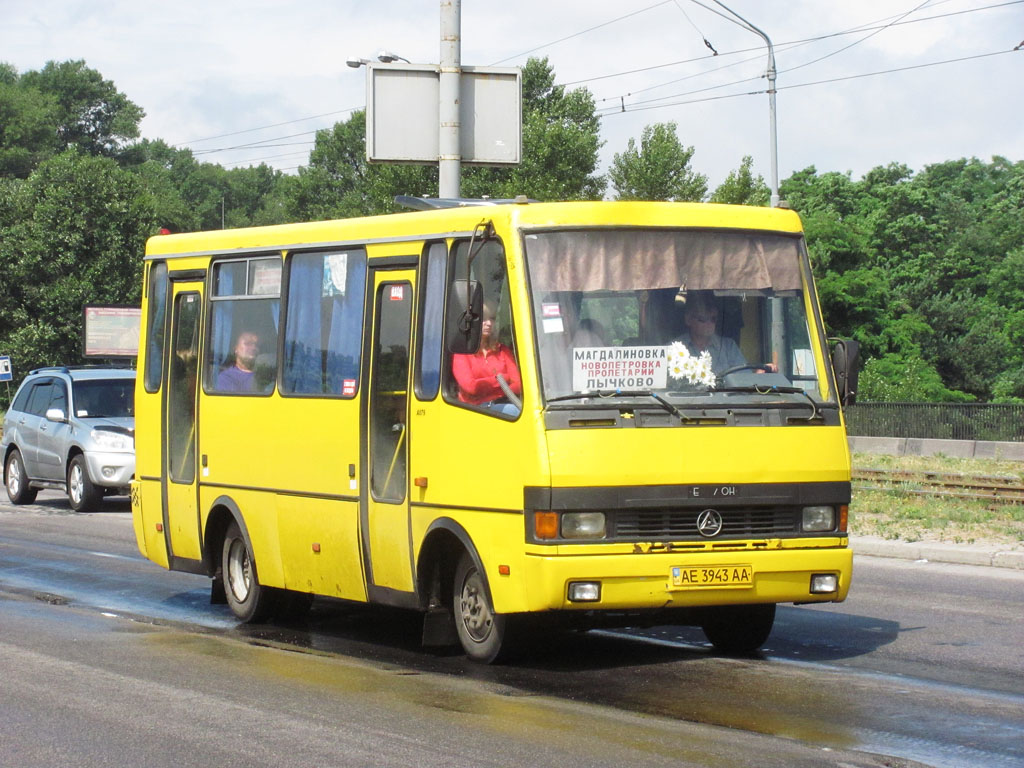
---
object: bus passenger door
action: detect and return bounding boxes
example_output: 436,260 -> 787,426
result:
163,281 -> 204,567
364,270 -> 415,597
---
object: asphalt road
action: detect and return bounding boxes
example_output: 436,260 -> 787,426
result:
1,492 -> 1021,768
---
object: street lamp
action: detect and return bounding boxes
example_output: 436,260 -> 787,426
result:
376,50 -> 411,64
711,1 -> 779,208
345,51 -> 411,68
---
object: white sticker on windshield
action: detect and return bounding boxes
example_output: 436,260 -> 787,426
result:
572,346 -> 668,391
542,317 -> 564,334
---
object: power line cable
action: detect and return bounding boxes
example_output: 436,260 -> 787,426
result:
562,0 -> 1021,88
596,47 -> 1019,116
672,0 -> 718,55
777,0 -> 934,76
173,107 -> 358,147
488,0 -> 674,65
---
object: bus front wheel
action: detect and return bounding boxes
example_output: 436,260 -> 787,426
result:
222,520 -> 275,623
700,603 -> 776,654
453,553 -> 507,663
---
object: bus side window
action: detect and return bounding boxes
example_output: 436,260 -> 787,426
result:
207,257 -> 281,395
281,249 -> 367,397
144,262 -> 168,393
444,238 -> 522,416
415,242 -> 447,401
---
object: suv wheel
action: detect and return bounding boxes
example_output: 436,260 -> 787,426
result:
5,450 -> 38,505
68,455 -> 101,512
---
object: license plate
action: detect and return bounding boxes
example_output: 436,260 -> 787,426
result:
671,564 -> 753,589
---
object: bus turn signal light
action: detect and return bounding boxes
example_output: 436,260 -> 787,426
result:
534,511 -> 559,539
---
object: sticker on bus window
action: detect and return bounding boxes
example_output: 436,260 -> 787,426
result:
325,253 -> 348,296
542,303 -> 561,318
389,285 -> 404,301
571,346 -> 668,391
543,317 -> 564,334
342,379 -> 357,396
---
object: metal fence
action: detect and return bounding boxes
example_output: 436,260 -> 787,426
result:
846,402 -> 1024,443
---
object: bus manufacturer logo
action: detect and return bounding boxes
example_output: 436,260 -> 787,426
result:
697,509 -> 724,537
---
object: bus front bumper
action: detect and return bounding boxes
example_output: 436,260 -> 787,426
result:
514,543 -> 852,613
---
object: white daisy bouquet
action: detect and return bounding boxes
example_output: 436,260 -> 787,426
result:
665,342 -> 716,389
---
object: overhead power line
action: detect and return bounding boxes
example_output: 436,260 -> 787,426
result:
174,107 -> 358,147
596,47 -> 1020,117
563,0 -> 1023,89
489,0 -> 674,65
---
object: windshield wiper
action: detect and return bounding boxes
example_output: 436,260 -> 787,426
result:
547,390 -> 692,421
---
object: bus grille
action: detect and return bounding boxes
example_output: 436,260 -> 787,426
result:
612,507 -> 798,539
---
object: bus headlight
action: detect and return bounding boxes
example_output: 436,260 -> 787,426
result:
802,506 -> 835,532
561,512 -> 606,539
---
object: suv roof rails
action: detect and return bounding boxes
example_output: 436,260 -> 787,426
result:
28,364 -> 135,375
394,195 -> 535,211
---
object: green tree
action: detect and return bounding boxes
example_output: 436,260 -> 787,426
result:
462,57 -> 605,201
0,63 -> 58,178
0,149 -> 156,371
609,121 -> 707,201
710,155 -> 769,206
19,60 -> 144,159
289,111 -> 436,220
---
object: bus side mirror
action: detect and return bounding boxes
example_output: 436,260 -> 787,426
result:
446,279 -> 483,355
830,338 -> 860,406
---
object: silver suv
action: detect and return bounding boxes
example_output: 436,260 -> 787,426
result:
2,367 -> 135,512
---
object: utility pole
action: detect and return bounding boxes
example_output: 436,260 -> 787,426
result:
438,0 -> 461,198
711,2 -> 779,207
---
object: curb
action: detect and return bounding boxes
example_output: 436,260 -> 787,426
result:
851,535 -> 1024,570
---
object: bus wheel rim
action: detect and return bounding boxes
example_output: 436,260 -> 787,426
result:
227,539 -> 252,603
459,568 -> 493,642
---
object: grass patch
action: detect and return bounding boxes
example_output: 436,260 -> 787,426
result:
850,452 -> 1024,546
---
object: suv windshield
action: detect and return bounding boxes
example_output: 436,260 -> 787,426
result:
72,379 -> 135,418
524,228 -> 830,404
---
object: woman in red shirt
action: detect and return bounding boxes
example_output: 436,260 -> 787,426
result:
451,307 -> 522,415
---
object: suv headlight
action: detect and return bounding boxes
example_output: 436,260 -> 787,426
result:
91,429 -> 133,452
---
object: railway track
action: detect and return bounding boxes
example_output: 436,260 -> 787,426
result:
852,467 -> 1024,504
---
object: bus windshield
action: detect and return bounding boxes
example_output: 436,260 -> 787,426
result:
523,228 -> 830,404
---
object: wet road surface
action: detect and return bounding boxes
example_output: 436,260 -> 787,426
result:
1,494 -> 1021,767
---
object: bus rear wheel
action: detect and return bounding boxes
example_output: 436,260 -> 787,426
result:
700,603 -> 776,654
222,520 -> 275,623
453,553 -> 507,663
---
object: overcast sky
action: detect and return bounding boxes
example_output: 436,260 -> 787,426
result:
3,0 -> 1022,194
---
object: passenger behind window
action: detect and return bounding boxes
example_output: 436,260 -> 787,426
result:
217,331 -> 261,392
451,303 -> 522,416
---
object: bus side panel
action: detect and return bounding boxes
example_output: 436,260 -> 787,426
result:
199,485 -> 286,589
408,397 -> 549,614
268,398 -> 365,599
411,507 -> 530,614
276,495 -> 366,600
132,478 -> 169,568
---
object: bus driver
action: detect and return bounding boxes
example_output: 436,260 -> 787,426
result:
451,304 -> 521,415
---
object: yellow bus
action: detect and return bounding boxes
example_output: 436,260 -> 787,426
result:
131,199 -> 858,662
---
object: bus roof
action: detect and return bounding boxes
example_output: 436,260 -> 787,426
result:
144,200 -> 804,259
